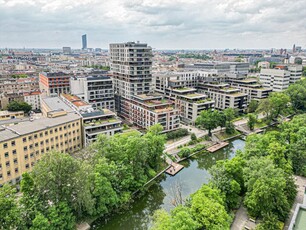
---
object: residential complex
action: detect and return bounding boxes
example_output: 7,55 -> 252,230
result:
70,74 -> 115,111
198,83 -> 248,112
23,91 -> 41,110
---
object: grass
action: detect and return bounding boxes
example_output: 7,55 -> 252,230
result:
254,120 -> 268,129
215,129 -> 240,140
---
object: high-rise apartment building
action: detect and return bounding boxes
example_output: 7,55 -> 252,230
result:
82,34 -> 87,50
110,42 -> 180,132
110,42 -> 152,114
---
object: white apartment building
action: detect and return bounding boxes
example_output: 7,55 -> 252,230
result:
23,91 -> 41,110
70,75 -> 115,111
260,69 -> 291,92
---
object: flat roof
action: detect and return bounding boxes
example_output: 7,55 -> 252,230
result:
0,113 -> 80,142
42,97 -> 74,112
0,111 -> 24,116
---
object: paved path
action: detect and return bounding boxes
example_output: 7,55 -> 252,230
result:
284,175 -> 306,230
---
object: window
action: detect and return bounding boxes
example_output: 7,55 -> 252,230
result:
34,134 -> 38,139
7,171 -> 11,177
23,137 -> 27,142
36,151 -> 39,155
55,128 -> 58,132
12,150 -> 16,155
35,143 -> 38,147
6,161 -> 10,167
31,162 -> 35,167
50,130 -> 53,134
59,127 -> 62,131
11,141 -> 15,146
24,155 -> 28,160
13,159 -> 17,164
0,174 -> 2,180
45,131 -> 48,135
30,153 -> 34,158
25,164 -> 29,169
45,139 -> 49,144
3,143 -> 7,149
29,144 -> 33,149
28,136 -> 32,141
40,132 -> 43,137
4,152 -> 9,158
15,168 -> 18,173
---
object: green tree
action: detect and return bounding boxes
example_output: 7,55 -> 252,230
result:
30,151 -> 94,217
0,184 -> 22,229
247,114 -> 257,131
248,100 -> 259,113
243,157 -> 291,221
223,108 -> 237,134
190,185 -> 231,229
255,213 -> 282,230
47,202 -> 76,229
7,100 -> 32,113
169,206 -> 200,230
286,79 -> 306,112
190,133 -> 197,142
196,110 -> 222,136
152,210 -> 171,230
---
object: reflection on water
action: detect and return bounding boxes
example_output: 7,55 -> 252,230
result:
93,139 -> 245,230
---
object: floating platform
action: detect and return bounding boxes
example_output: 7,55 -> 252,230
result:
207,142 -> 229,152
166,163 -> 184,176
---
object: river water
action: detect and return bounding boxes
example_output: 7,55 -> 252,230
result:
93,138 -> 245,230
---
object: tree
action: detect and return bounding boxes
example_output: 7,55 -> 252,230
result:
30,151 -> 94,217
247,114 -> 257,131
209,157 -> 245,210
178,147 -> 191,158
243,157 -> 291,221
152,209 -> 171,230
7,100 -> 32,113
255,213 -> 282,230
286,79 -> 306,112
223,108 -> 237,134
30,213 -> 50,230
47,202 -> 76,229
169,206 -> 200,230
190,185 -> 231,229
196,110 -> 222,136
248,100 -> 259,113
0,184 -> 22,229
257,93 -> 290,122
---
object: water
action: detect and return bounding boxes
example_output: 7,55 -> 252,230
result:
93,139 -> 245,230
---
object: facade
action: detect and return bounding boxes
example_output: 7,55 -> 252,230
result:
128,94 -> 180,132
60,94 -> 122,146
63,47 -> 72,55
70,74 -> 115,111
23,91 -> 41,110
0,112 -> 82,185
110,42 -> 152,114
229,78 -> 272,103
39,72 -> 70,96
198,83 -> 248,112
260,69 -> 291,92
0,111 -> 24,121
82,34 -> 87,50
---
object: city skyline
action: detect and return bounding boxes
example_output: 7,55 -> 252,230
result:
0,0 -> 306,49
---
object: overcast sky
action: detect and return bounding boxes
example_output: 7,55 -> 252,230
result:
0,0 -> 306,49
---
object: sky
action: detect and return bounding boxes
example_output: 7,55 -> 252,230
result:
0,0 -> 306,49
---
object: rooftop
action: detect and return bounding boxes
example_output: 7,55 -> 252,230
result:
0,113 -> 80,142
42,97 -> 74,113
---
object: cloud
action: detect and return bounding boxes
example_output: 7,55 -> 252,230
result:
0,0 -> 305,49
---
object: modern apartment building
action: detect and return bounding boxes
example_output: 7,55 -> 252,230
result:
39,72 -> 70,96
60,94 -> 122,146
70,74 -> 115,111
110,42 -> 152,113
0,111 -> 82,185
260,69 -> 291,92
229,78 -> 272,103
198,83 -> 248,112
128,94 -> 180,132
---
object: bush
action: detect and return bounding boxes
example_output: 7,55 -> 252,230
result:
166,128 -> 189,140
178,148 -> 191,158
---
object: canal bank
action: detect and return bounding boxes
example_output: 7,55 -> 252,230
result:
92,138 -> 245,230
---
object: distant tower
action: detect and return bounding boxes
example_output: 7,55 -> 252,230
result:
293,44 -> 296,53
82,34 -> 87,50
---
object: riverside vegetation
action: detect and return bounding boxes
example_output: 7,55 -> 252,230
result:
1,79 -> 306,229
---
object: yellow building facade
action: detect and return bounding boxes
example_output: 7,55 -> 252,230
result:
0,113 -> 82,185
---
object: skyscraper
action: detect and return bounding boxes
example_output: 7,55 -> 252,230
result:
82,34 -> 87,50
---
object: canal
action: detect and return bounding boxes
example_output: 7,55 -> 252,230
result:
92,138 -> 245,230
